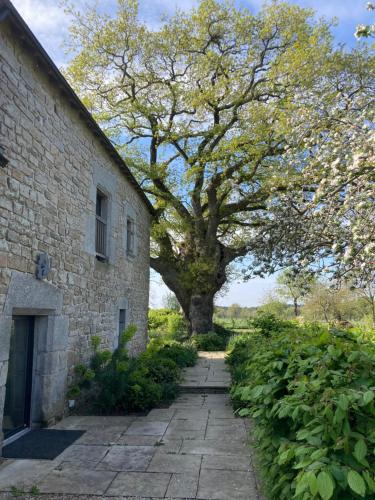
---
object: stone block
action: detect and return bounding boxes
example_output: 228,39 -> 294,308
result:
96,445 -> 155,472
125,420 -> 169,437
36,351 -> 67,375
0,459 -> 57,491
0,316 -> 12,362
36,315 -> 69,353
197,468 -> 258,500
37,464 -> 116,495
4,272 -> 63,315
166,473 -> 199,499
202,454 -> 251,472
148,451 -> 201,474
106,471 -> 171,497
76,427 -> 125,446
57,444 -> 109,465
180,438 -> 248,456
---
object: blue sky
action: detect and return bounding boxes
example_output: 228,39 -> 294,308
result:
11,0 -> 373,307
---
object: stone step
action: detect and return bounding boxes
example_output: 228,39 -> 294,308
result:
179,385 -> 229,394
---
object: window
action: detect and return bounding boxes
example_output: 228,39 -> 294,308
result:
95,189 -> 108,260
0,145 -> 9,168
126,217 -> 135,256
119,309 -> 126,343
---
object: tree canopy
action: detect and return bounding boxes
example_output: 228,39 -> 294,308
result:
64,0 -> 373,333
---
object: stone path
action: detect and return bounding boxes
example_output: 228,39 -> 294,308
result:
180,352 -> 231,392
0,352 -> 261,500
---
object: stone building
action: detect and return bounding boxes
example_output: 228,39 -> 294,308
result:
0,0 -> 153,448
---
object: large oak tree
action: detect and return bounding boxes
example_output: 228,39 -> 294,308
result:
65,0 -> 365,334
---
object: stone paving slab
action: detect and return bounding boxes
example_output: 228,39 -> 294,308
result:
180,352 -> 230,391
166,473 -> 199,498
125,420 -> 169,436
197,469 -> 258,500
96,445 -> 155,472
106,471 -> 171,497
148,450 -> 202,474
0,351 -> 261,499
75,427 -> 124,445
37,464 -> 117,495
58,444 -> 110,466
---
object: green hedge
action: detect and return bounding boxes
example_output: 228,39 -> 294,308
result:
227,321 -> 375,499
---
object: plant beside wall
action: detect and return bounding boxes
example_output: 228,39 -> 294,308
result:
227,321 -> 375,499
68,325 -> 197,413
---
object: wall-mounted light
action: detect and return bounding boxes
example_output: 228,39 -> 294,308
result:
0,146 -> 9,168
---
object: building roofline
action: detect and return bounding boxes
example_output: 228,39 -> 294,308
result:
0,0 -> 155,216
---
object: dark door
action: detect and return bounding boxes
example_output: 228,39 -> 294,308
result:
3,316 -> 34,439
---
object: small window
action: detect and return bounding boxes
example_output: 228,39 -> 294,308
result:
95,189 -> 108,260
0,146 -> 9,168
126,217 -> 135,256
119,309 -> 126,343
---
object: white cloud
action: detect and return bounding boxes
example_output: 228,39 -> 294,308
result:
12,0 -> 67,32
11,0 -> 70,66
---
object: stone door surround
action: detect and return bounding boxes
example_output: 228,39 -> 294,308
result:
0,272 -> 69,447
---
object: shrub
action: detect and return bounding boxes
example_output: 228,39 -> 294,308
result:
145,339 -> 198,367
167,313 -> 188,340
68,325 -> 197,414
148,309 -> 188,341
227,324 -> 375,500
192,323 -> 234,351
192,331 -> 227,351
148,308 -> 174,331
251,312 -> 290,336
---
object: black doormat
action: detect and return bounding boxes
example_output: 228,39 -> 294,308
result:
2,429 -> 85,460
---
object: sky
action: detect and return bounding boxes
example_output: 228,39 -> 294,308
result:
10,0 -> 373,308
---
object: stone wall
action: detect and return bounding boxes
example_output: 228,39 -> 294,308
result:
0,18 -> 151,433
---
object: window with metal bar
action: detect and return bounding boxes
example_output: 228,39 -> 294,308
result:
118,309 -> 126,345
95,190 -> 108,260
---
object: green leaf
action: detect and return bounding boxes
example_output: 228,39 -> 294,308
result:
338,394 -> 349,411
311,448 -> 327,461
329,464 -> 346,483
251,385 -> 264,398
295,475 -> 308,496
308,472 -> 318,496
363,471 -> 375,493
347,470 -> 366,497
317,471 -> 334,500
296,429 -> 310,440
354,439 -> 367,464
362,391 -> 374,406
278,449 -> 294,465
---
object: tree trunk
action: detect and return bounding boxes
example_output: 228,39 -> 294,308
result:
189,294 -> 214,334
294,298 -> 299,317
150,245 -> 231,336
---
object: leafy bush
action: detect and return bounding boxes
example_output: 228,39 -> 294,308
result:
148,309 -> 188,340
145,338 -> 198,367
192,323 -> 234,351
68,326 -> 197,413
227,324 -> 375,500
251,312 -> 291,336
192,331 -> 226,351
148,309 -> 173,331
